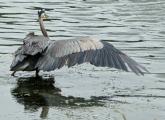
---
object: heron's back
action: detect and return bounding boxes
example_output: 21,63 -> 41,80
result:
10,33 -> 49,72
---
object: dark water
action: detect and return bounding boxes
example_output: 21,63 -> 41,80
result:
0,0 -> 165,120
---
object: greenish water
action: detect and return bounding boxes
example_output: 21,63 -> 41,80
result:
0,0 -> 165,120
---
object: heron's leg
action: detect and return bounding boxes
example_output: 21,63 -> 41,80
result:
36,69 -> 40,77
40,106 -> 49,119
11,71 -> 16,76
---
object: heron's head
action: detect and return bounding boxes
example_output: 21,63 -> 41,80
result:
38,9 -> 48,20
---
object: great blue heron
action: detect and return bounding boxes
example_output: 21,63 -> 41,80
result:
10,9 -> 148,76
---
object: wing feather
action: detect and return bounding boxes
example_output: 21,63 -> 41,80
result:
23,33 -> 49,55
36,37 -> 148,75
10,32 -> 49,71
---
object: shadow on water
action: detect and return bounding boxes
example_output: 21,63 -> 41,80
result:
11,76 -> 104,119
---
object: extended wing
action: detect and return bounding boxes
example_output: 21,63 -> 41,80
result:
36,37 -> 148,75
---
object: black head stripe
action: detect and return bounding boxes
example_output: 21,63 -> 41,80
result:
38,8 -> 45,17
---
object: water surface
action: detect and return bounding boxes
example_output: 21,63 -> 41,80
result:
0,0 -> 165,120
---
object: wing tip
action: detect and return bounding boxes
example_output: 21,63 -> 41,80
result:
119,54 -> 149,76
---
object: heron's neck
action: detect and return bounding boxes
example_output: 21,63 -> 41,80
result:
39,18 -> 48,37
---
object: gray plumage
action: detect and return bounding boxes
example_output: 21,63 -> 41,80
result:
10,32 -> 49,72
10,9 -> 148,76
35,37 -> 148,75
23,32 -> 49,55
10,35 -> 148,76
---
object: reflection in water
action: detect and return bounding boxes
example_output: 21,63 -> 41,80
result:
0,0 -> 164,119
11,76 -> 104,118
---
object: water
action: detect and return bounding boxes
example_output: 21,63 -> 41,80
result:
0,0 -> 165,120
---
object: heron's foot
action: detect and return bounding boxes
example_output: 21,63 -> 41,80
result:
11,71 -> 16,76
